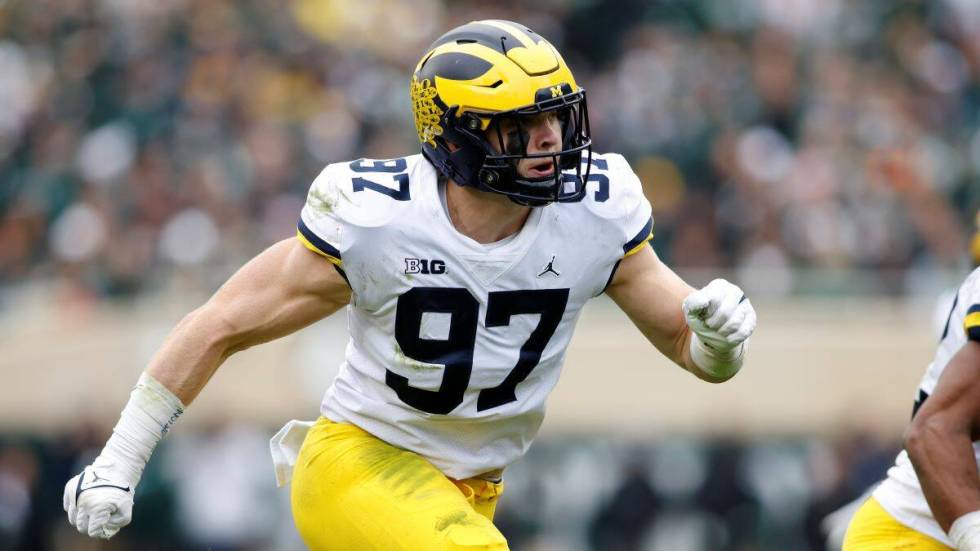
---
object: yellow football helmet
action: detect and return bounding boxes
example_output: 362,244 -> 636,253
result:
411,19 -> 592,206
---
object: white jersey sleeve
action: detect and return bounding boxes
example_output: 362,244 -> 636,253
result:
582,153 -> 654,259
297,158 -> 410,267
573,153 -> 654,298
873,266 -> 980,545
962,275 -> 980,342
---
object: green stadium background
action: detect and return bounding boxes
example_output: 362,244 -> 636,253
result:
1,0 -> 978,549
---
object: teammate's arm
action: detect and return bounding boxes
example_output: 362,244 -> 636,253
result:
604,244 -> 755,382
63,238 -> 350,539
905,339 -> 980,548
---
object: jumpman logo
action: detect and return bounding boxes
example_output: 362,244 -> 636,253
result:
77,468 -> 132,497
537,255 -> 560,278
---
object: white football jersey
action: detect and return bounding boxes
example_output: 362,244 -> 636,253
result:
873,266 -> 980,545
297,153 -> 652,479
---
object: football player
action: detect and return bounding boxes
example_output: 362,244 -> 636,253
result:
843,264 -> 980,550
63,20 -> 756,549
821,211 -> 980,551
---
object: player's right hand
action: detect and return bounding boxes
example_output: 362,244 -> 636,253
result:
63,464 -> 135,539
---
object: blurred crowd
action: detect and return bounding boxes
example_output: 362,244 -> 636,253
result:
0,422 -> 898,551
4,1 -> 976,549
1,0 -> 979,306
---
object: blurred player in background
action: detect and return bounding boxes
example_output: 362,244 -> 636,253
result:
819,151 -> 980,551
823,211 -> 980,550
61,20 -> 756,550
840,152 -> 980,551
843,227 -> 980,549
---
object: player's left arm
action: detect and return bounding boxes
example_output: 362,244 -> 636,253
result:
906,338 -> 980,549
605,244 -> 756,382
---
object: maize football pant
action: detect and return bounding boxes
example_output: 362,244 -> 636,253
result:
291,417 -> 509,550
843,496 -> 952,550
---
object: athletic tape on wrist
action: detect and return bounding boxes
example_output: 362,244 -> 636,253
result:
950,510 -> 980,551
97,372 -> 185,484
689,333 -> 745,379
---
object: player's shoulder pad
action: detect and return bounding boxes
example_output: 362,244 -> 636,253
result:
302,154 -> 425,229
578,152 -> 650,221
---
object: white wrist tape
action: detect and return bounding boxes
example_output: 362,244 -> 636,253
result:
95,372 -> 185,485
950,511 -> 980,551
689,333 -> 746,379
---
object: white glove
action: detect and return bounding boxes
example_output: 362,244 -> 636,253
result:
682,278 -> 756,351
62,372 -> 184,540
682,279 -> 756,378
63,463 -> 136,539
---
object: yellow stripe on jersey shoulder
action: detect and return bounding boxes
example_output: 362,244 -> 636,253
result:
965,311 -> 980,330
624,230 -> 654,258
297,230 -> 342,266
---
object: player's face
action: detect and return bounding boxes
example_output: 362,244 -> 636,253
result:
489,111 -> 563,179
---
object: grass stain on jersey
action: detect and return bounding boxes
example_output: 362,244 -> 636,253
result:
394,342 -> 441,371
357,265 -> 380,289
307,188 -> 336,215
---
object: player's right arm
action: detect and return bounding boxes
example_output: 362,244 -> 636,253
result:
63,237 -> 351,539
146,237 -> 351,404
906,335 -> 980,550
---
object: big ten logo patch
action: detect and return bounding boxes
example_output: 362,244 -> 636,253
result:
405,258 -> 447,275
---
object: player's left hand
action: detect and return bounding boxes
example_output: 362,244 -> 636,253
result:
682,278 -> 756,352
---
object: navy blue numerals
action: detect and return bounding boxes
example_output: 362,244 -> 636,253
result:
563,157 -> 609,202
478,289 -> 569,411
349,158 -> 411,200
388,287 -> 569,414
389,287 -> 479,414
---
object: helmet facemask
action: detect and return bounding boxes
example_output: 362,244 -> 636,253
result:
436,90 -> 592,207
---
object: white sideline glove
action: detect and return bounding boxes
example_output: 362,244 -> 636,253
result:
63,462 -> 136,539
682,278 -> 756,352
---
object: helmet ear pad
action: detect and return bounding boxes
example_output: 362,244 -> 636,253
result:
433,111 -> 528,198
421,107 -> 489,189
